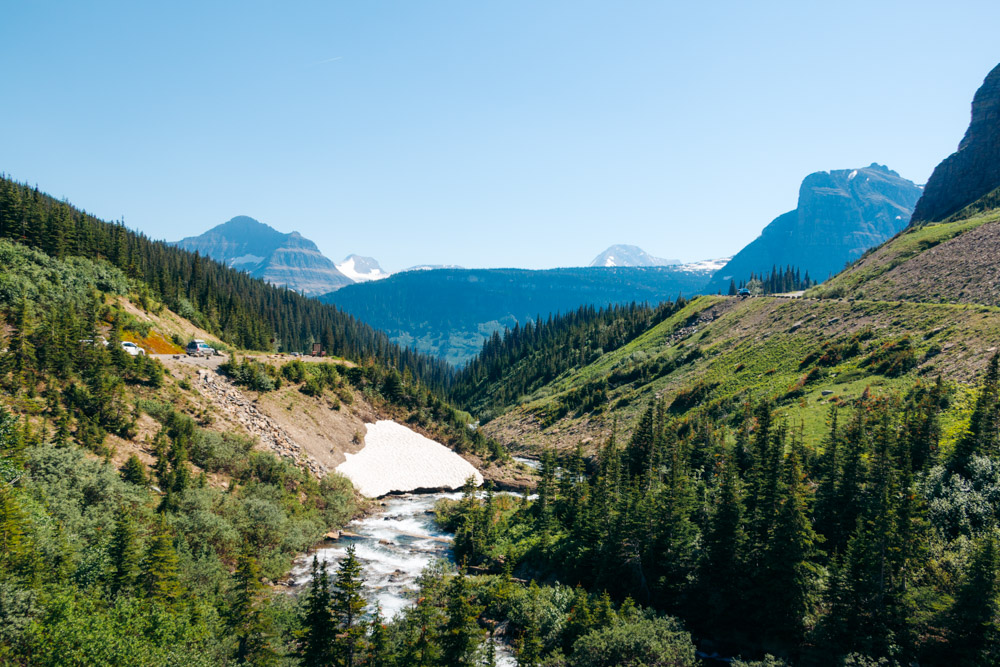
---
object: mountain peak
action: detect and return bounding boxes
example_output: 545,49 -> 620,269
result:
336,254 -> 390,282
911,62 -> 1000,224
708,164 -> 921,290
173,218 -> 353,295
589,244 -> 679,268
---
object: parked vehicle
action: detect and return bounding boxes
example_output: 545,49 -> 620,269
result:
737,287 -> 752,299
120,341 -> 146,356
186,339 -> 216,357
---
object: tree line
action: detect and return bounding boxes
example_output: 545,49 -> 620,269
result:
727,265 -> 815,296
451,300 -> 683,419
0,175 -> 453,391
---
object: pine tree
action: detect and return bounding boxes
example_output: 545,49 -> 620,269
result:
0,483 -> 25,571
562,585 -> 594,653
141,520 -> 183,605
951,352 -> 1000,477
441,572 -> 483,667
107,507 -> 140,597
699,448 -> 747,628
121,454 -> 147,486
366,603 -> 392,667
949,534 -> 1000,665
229,551 -> 274,665
517,583 -> 545,667
761,446 -> 820,642
299,557 -> 336,667
332,545 -> 368,667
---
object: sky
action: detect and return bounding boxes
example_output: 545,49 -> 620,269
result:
2,1 -> 999,272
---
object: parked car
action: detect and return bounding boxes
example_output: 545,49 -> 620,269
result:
120,341 -> 146,357
186,339 -> 216,357
737,287 -> 752,299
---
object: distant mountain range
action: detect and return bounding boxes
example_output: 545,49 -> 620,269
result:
706,163 -> 922,291
173,217 -> 395,296
173,217 -> 353,296
589,244 -> 679,267
321,265 -> 718,365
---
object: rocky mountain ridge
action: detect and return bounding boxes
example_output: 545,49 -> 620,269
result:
173,216 -> 354,296
707,163 -> 922,290
911,63 -> 1000,224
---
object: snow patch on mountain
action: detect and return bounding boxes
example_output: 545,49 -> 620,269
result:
589,244 -> 680,268
675,257 -> 732,273
336,255 -> 390,282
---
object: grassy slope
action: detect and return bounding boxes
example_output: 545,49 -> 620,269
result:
484,196 -> 1000,456
483,293 -> 996,454
809,207 -> 1000,300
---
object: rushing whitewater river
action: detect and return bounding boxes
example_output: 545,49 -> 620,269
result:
289,491 -> 517,664
290,492 -> 460,618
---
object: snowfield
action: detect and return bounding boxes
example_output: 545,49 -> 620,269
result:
336,420 -> 483,497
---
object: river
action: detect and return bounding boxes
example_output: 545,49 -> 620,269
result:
289,490 -> 517,665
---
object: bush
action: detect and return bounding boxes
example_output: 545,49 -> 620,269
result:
219,357 -> 280,392
569,616 -> 696,667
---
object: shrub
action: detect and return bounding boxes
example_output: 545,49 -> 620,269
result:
569,616 -> 696,667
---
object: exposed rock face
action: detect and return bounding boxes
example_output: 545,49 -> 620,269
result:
589,244 -> 679,267
195,368 -> 328,476
708,164 -> 922,289
173,216 -> 353,295
911,63 -> 1000,224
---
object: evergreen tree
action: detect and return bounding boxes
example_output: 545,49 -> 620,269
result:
517,583 -> 545,667
761,447 -> 820,642
229,551 -> 274,665
299,557 -> 336,667
107,507 -> 140,598
367,603 -> 393,667
699,448 -> 747,629
951,352 -> 1000,477
141,520 -> 183,605
121,453 -> 147,486
332,545 -> 368,667
441,572 -> 483,667
949,533 -> 1000,666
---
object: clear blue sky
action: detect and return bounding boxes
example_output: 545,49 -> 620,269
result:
2,1 -> 998,271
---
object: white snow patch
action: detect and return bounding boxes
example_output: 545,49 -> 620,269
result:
335,256 -> 390,282
676,257 -> 733,273
229,254 -> 265,267
336,421 -> 483,497
848,170 -> 858,180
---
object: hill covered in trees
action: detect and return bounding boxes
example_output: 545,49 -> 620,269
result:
0,175 -> 453,391
322,266 -> 715,365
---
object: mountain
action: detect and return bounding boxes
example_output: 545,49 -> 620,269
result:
336,254 -> 390,282
814,64 -> 1000,306
173,216 -> 353,295
911,63 -> 1000,224
321,265 -> 717,365
403,263 -> 465,272
589,244 -> 680,267
706,164 -> 922,291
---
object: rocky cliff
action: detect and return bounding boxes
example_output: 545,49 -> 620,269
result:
708,164 -> 922,290
910,63 -> 1000,224
173,216 -> 353,295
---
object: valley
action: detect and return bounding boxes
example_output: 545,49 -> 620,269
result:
5,17 -> 1000,666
